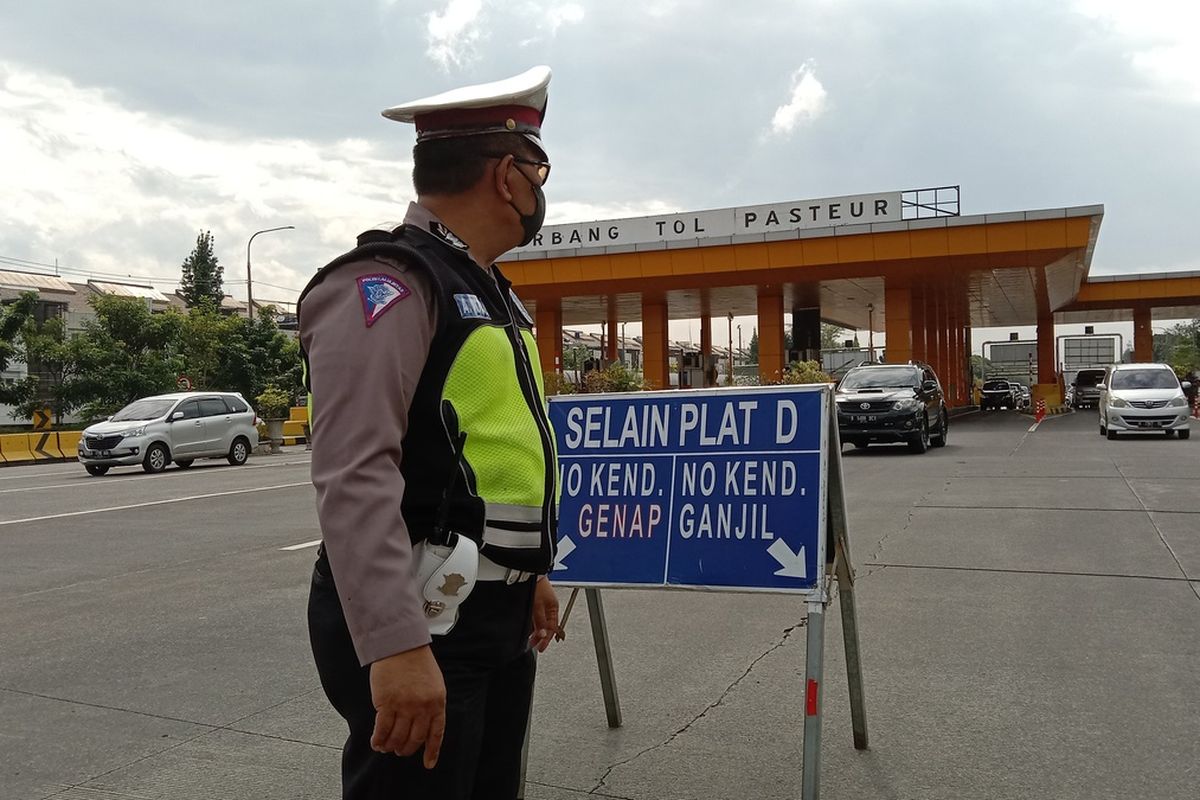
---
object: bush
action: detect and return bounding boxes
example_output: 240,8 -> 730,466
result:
775,360 -> 832,385
255,384 -> 292,419
581,362 -> 647,393
542,371 -> 577,396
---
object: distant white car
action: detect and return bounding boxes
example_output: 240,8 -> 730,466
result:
78,392 -> 261,475
1098,364 -> 1191,440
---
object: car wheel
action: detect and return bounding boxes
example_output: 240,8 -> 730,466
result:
1179,429 -> 1191,440
227,436 -> 250,466
85,464 -> 109,477
143,443 -> 170,474
930,410 -> 948,447
1106,429 -> 1118,441
175,459 -> 194,469
1165,430 -> 1175,438
908,417 -> 930,454
1099,420 -> 1107,435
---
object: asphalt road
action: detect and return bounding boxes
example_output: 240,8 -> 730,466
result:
1,409 -> 1197,800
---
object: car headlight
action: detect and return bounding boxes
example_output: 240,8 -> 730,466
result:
1169,396 -> 1188,408
1109,397 -> 1129,409
893,399 -> 922,412
120,426 -> 147,437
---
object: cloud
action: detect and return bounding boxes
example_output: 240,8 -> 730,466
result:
769,62 -> 827,136
1072,0 -> 1200,102
545,2 -> 585,35
426,0 -> 486,71
0,62 -> 412,299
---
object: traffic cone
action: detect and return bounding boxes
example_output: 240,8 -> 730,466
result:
1035,398 -> 1046,423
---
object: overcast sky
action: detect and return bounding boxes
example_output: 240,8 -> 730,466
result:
2,0 -> 1197,342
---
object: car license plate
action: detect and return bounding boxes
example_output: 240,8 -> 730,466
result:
853,415 -> 876,423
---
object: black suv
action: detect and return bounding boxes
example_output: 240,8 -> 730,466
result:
980,379 -> 1018,410
835,362 -> 949,453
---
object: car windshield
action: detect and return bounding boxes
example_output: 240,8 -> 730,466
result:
1111,369 -> 1179,390
1075,371 -> 1105,388
982,381 -> 1010,390
840,367 -> 919,391
110,399 -> 175,422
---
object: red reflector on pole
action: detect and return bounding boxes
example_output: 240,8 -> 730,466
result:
806,679 -> 819,716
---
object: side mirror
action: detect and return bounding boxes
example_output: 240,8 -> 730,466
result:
921,380 -> 937,393
1182,381 -> 1192,391
171,411 -> 185,421
105,415 -> 114,422
1097,384 -> 1107,391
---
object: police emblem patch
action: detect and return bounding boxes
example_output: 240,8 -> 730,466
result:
454,293 -> 491,320
357,274 -> 411,327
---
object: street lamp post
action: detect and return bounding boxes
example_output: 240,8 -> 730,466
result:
866,303 -> 875,362
246,226 -> 295,321
727,312 -> 734,386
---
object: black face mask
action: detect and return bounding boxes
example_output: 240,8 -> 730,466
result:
509,169 -> 546,247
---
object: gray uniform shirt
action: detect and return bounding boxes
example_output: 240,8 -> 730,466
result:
303,203 -> 469,666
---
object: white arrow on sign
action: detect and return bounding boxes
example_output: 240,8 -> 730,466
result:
767,539 -> 807,579
553,536 -> 576,570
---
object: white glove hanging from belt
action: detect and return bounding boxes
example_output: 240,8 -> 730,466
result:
413,532 -> 479,636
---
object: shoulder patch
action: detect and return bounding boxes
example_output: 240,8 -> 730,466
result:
357,273 -> 411,327
454,293 -> 491,321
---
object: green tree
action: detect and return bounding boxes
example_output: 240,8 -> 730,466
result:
563,343 -> 590,372
179,230 -> 225,308
180,305 -> 241,390
211,308 -> 303,405
70,295 -> 185,419
821,323 -> 848,350
748,329 -> 759,362
0,292 -> 38,375
0,307 -> 92,422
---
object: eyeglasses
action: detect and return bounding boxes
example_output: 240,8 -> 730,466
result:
483,153 -> 551,185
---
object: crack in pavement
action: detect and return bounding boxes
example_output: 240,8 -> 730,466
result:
587,621 -> 806,796
1112,458 -> 1200,603
859,479 -> 950,580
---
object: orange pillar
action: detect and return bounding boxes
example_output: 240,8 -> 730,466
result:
757,286 -> 785,384
910,283 -> 927,364
884,279 -> 913,364
534,300 -> 562,376
931,283 -> 945,380
1133,306 -> 1153,362
605,300 -> 619,364
642,298 -> 670,389
1036,309 -> 1056,385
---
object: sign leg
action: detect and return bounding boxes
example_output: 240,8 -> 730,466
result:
585,588 -> 623,728
801,600 -> 827,800
836,552 -> 869,751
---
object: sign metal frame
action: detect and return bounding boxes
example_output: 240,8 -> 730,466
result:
522,384 -> 868,800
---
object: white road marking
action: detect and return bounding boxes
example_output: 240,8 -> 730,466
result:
0,482 -> 311,527
1028,421 -> 1041,432
0,468 -> 76,482
0,459 -> 312,495
280,540 -> 322,551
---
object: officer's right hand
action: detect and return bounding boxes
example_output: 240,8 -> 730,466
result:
369,645 -> 446,768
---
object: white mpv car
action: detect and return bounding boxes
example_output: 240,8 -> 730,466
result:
1098,364 -> 1192,440
79,392 -> 261,475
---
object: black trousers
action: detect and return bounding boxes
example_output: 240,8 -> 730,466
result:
308,554 -> 537,800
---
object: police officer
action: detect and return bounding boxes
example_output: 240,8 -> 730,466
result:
300,66 -> 560,799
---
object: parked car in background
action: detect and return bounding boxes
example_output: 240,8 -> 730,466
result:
1070,368 -> 1107,409
980,379 -> 1017,410
835,362 -> 949,453
1009,381 -> 1032,409
78,392 -> 260,475
1099,364 -> 1192,440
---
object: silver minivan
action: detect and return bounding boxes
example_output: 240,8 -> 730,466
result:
78,392 -> 261,475
1098,364 -> 1192,440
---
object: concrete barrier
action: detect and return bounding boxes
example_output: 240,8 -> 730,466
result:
0,433 -> 36,463
28,432 -> 64,459
58,431 -> 82,457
